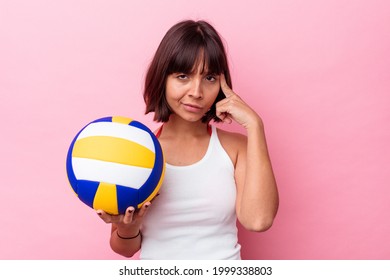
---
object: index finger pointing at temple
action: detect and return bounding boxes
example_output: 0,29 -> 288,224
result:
220,73 -> 234,97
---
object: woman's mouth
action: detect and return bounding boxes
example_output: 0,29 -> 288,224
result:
182,103 -> 203,113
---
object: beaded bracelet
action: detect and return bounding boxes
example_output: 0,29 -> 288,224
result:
116,230 -> 141,240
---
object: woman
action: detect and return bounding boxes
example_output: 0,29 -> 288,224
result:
97,19 -> 279,260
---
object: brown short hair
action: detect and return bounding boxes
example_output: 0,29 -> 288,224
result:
143,20 -> 232,123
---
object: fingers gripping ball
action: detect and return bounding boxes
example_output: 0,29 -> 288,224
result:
66,116 -> 165,215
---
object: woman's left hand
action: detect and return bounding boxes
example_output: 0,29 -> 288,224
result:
216,74 -> 262,129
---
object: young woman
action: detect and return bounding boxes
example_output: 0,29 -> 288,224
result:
97,20 -> 279,260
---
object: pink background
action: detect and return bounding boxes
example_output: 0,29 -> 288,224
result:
1,0 -> 389,259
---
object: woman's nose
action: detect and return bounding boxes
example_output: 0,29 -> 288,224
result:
189,79 -> 203,99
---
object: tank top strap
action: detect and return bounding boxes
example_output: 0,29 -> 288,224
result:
210,125 -> 235,171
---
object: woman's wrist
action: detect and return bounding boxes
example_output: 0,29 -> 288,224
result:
115,227 -> 141,240
243,113 -> 263,130
116,229 -> 141,240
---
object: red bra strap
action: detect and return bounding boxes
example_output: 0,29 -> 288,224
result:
207,124 -> 212,136
155,125 -> 163,138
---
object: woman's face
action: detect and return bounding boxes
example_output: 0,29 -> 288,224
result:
165,63 -> 220,122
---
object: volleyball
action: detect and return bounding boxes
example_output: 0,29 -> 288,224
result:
66,116 -> 165,215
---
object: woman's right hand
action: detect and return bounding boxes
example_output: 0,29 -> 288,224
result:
96,201 -> 151,238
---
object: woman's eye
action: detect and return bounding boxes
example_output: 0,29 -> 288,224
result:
177,74 -> 188,80
205,75 -> 217,82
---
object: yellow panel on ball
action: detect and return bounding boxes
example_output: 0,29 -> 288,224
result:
93,182 -> 118,215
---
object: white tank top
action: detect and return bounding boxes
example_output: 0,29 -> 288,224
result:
140,126 -> 241,260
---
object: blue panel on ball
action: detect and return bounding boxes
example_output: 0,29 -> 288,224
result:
90,116 -> 112,123
77,180 -> 100,209
66,147 -> 78,193
116,185 -> 139,214
138,133 -> 164,202
129,120 -> 152,134
66,121 -> 89,193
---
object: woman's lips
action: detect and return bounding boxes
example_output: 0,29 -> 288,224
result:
182,103 -> 202,113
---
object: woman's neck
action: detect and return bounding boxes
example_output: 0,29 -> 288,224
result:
159,116 -> 209,138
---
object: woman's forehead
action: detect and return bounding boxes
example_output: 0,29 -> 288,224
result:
169,45 -> 223,75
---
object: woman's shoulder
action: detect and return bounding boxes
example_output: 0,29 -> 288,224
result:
215,127 -> 247,165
